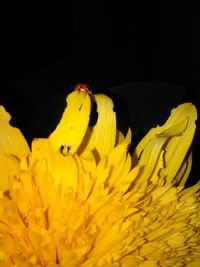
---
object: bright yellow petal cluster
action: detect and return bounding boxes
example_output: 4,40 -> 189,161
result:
0,90 -> 200,267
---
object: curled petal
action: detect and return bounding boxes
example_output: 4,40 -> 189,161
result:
81,94 -> 117,160
133,103 -> 197,186
49,91 -> 91,154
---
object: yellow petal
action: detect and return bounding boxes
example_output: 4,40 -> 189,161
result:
0,154 -> 19,195
1,89 -> 200,266
174,151 -> 192,186
32,138 -> 79,191
82,94 -> 116,160
133,103 -> 197,185
188,262 -> 200,267
0,106 -> 30,157
0,106 -> 30,192
49,91 -> 91,154
160,104 -> 197,184
105,142 -> 131,187
115,130 -> 125,145
31,139 -> 80,197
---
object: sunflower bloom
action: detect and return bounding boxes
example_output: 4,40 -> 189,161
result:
0,90 -> 199,267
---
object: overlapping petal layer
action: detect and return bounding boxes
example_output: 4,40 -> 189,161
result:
0,90 -> 199,266
133,103 -> 197,186
0,106 -> 30,194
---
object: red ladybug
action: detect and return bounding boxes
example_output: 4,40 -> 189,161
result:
74,83 -> 93,96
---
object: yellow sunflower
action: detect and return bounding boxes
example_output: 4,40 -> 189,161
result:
0,89 -> 199,267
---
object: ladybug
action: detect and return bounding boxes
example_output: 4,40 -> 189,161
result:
74,83 -> 93,96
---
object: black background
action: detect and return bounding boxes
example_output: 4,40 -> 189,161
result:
0,1 -> 199,185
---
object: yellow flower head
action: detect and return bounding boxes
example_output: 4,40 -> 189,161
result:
0,90 -> 199,267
